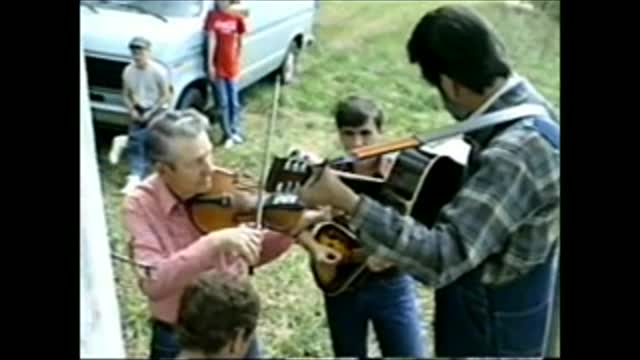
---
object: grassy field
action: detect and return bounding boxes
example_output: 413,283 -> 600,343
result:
95,1 -> 560,357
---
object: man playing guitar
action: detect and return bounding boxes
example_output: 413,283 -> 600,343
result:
317,96 -> 427,358
294,5 -> 559,358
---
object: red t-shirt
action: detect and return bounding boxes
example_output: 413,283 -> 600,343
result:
204,11 -> 247,80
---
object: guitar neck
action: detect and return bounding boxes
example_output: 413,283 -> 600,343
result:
332,169 -> 384,183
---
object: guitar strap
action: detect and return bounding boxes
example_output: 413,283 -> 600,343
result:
417,102 -> 551,147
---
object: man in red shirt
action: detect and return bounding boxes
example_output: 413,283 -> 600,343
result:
124,109 -> 294,359
205,0 -> 247,149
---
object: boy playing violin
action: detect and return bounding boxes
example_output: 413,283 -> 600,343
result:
314,96 -> 428,357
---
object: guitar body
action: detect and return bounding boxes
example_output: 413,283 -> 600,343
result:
376,148 -> 466,227
307,220 -> 371,296
312,149 -> 465,295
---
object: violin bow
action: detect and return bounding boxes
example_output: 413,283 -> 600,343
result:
110,253 -> 156,279
255,75 -> 281,228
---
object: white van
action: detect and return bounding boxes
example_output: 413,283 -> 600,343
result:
80,0 -> 316,127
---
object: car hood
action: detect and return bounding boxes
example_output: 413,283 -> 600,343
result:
81,6 -> 203,64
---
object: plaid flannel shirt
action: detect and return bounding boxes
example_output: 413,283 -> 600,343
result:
349,78 -> 560,288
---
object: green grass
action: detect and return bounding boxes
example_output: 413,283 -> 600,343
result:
96,1 -> 559,357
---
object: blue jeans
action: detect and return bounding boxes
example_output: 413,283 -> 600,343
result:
127,122 -> 150,178
149,320 -> 262,359
212,78 -> 241,140
324,273 -> 428,357
435,249 -> 557,357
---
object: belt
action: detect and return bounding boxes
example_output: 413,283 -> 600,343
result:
368,266 -> 401,280
151,319 -> 175,332
345,265 -> 401,293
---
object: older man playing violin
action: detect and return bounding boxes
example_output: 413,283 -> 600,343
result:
123,109 -> 295,359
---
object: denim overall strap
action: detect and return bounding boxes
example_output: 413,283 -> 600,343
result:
434,246 -> 558,357
435,117 -> 560,357
530,117 -> 560,357
532,118 -> 560,148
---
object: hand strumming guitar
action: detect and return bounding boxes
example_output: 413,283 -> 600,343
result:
298,165 -> 361,216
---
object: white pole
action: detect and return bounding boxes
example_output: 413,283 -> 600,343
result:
80,31 -> 126,358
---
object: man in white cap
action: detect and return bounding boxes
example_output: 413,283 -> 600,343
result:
120,36 -> 172,194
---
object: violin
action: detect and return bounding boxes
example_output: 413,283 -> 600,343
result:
187,166 -> 349,274
186,76 -> 353,274
187,167 -> 305,234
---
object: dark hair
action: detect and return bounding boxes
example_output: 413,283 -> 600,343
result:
176,272 -> 260,355
406,5 -> 511,94
333,95 -> 384,130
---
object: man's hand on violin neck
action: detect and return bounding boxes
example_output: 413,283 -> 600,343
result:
298,166 -> 361,215
206,225 -> 263,266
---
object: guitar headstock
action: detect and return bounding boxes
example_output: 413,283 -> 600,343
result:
265,150 -> 316,193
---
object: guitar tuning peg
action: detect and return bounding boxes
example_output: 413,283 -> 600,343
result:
288,147 -> 301,157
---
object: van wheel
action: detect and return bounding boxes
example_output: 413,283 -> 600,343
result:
177,87 -> 206,111
279,41 -> 300,85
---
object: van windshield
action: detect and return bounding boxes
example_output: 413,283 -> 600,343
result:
82,1 -> 203,18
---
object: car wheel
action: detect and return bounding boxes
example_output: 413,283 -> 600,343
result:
177,87 -> 206,111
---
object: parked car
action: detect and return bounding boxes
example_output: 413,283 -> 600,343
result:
80,0 -> 316,127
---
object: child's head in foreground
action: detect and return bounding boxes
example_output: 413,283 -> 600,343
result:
176,272 -> 260,359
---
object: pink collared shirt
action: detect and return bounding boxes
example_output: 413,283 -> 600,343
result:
123,174 -> 293,324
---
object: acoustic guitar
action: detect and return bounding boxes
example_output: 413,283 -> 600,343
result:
265,147 -> 466,295
265,103 -> 547,295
